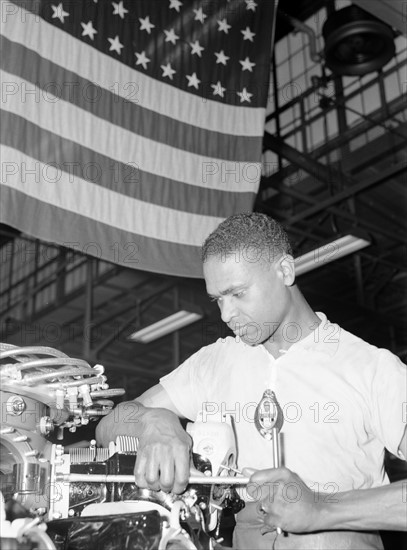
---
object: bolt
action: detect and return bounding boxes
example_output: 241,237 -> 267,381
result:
24,450 -> 38,457
6,396 -> 26,416
13,435 -> 28,442
13,401 -> 26,413
0,427 -> 15,435
39,416 -> 54,435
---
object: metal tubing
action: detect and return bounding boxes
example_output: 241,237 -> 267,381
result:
23,367 -> 95,385
0,346 -> 68,360
57,473 -> 251,485
3,357 -> 92,372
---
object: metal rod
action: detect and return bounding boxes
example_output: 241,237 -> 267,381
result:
271,427 -> 283,535
272,427 -> 280,469
57,473 -> 250,485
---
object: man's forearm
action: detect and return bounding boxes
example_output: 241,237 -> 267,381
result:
96,399 -> 185,448
95,400 -> 147,446
318,480 -> 407,532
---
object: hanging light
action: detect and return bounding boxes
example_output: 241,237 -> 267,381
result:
322,5 -> 395,76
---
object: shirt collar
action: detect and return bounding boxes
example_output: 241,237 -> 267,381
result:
283,312 -> 340,357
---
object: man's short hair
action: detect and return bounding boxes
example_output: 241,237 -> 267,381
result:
202,212 -> 292,264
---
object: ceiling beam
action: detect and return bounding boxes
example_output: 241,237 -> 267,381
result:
263,132 -> 351,191
260,185 -> 406,246
263,95 -> 406,190
262,133 -> 406,224
284,161 -> 405,226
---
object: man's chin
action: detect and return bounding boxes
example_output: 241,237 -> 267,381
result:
235,331 -> 267,346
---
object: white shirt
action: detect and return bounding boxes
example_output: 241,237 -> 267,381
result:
160,313 -> 406,494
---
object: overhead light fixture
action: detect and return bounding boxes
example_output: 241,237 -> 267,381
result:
295,234 -> 371,276
322,5 -> 395,76
128,310 -> 203,343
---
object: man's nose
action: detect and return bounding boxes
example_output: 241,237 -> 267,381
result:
220,298 -> 237,324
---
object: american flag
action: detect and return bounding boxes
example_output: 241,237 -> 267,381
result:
0,0 -> 275,277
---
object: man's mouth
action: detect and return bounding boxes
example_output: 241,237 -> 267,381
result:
230,323 -> 246,335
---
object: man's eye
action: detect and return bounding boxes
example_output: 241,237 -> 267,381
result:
233,291 -> 244,298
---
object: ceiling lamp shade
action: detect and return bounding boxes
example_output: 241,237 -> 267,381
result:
322,5 -> 395,76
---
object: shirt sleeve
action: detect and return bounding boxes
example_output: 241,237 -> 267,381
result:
369,349 -> 407,458
160,343 -> 215,421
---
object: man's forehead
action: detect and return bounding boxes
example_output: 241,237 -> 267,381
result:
203,251 -> 277,274
203,253 -> 263,287
204,244 -> 283,263
203,253 -> 242,271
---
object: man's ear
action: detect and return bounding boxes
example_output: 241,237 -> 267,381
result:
279,254 -> 296,286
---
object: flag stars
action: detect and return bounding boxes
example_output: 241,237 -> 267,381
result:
169,0 -> 182,11
215,50 -> 229,65
186,72 -> 200,89
211,81 -> 226,98
193,7 -> 207,23
161,63 -> 176,80
51,3 -> 69,23
135,50 -> 150,70
237,87 -> 253,103
217,18 -> 231,33
81,21 -> 97,40
108,35 -> 124,54
241,26 -> 255,41
240,56 -> 255,72
139,15 -> 155,34
112,1 -> 128,19
164,28 -> 179,44
245,0 -> 257,11
190,40 -> 204,57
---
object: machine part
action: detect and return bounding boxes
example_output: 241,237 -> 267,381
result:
0,344 -> 124,545
39,417 -> 54,436
322,5 -> 395,76
254,390 -> 284,535
1,344 -> 244,549
254,389 -> 284,440
0,491 -> 56,550
45,440 -> 243,548
6,396 -> 26,416
13,463 -> 41,495
0,344 -> 125,436
48,511 -> 168,550
187,411 -> 240,533
57,473 -> 251,485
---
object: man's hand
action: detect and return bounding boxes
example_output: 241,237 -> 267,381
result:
244,466 -> 407,534
95,396 -> 193,495
243,467 -> 323,534
135,407 -> 192,494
